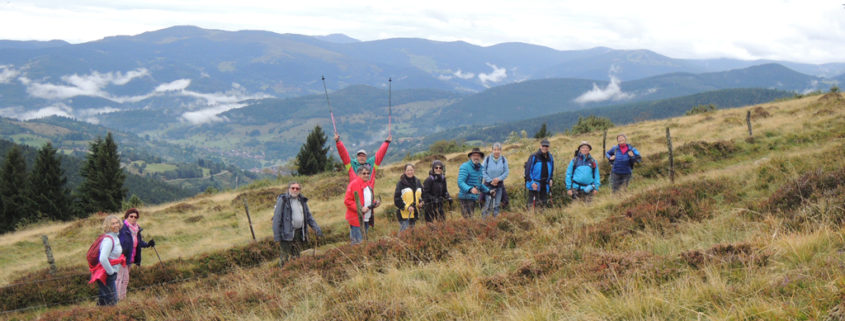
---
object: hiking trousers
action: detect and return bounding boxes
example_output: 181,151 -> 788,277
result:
611,172 -> 632,193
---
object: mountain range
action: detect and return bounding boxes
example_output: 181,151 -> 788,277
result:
1,25 -> 843,170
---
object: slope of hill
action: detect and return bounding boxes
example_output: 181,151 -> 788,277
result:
1,91 -> 843,319
415,88 -> 795,154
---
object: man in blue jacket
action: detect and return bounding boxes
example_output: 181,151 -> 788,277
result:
605,134 -> 641,193
566,141 -> 601,202
524,139 -> 554,209
458,148 -> 493,218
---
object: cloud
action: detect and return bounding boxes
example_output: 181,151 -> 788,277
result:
155,79 -> 191,92
180,103 -> 245,124
454,69 -> 475,80
574,75 -> 633,104
0,103 -> 73,120
0,65 -> 20,84
26,68 -> 150,100
478,63 -> 507,87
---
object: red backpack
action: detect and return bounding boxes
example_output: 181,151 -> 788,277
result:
86,234 -> 115,267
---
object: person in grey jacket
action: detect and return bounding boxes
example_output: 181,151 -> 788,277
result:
481,142 -> 509,218
98,215 -> 123,306
272,182 -> 323,267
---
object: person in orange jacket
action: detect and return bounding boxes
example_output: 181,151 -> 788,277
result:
344,165 -> 381,244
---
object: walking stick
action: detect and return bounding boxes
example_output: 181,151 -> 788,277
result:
152,245 -> 165,268
313,236 -> 318,257
353,191 -> 367,241
321,75 -> 338,136
388,77 -> 392,137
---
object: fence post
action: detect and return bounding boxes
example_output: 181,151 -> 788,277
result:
41,235 -> 57,275
242,197 -> 257,241
746,110 -> 753,136
666,127 -> 675,184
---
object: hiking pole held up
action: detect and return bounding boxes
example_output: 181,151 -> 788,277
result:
321,75 -> 338,136
388,77 -> 392,137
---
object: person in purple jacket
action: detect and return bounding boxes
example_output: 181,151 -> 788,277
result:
605,134 -> 642,193
116,208 -> 154,301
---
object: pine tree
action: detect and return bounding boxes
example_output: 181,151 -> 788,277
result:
534,123 -> 550,139
0,146 -> 36,232
295,125 -> 330,175
31,143 -> 73,221
76,133 -> 127,215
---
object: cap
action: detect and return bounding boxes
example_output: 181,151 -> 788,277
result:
467,147 -> 485,158
356,149 -> 367,156
540,139 -> 550,146
578,141 -> 592,150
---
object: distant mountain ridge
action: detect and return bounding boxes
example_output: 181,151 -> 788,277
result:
0,25 -> 842,126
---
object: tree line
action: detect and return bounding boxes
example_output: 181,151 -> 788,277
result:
0,133 -> 126,234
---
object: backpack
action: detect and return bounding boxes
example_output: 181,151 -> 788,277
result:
569,153 -> 598,188
86,234 -> 114,267
608,145 -> 642,168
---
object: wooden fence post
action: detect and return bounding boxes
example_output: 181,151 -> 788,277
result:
242,197 -> 257,241
666,127 -> 675,184
746,110 -> 753,136
41,235 -> 57,275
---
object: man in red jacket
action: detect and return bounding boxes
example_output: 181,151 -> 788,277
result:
335,133 -> 392,180
344,165 -> 381,244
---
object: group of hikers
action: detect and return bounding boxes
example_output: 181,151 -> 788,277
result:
88,133 -> 641,306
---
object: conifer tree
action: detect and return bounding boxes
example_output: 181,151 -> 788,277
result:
295,125 -> 330,175
76,133 -> 127,215
534,122 -> 550,139
0,146 -> 35,232
31,143 -> 73,221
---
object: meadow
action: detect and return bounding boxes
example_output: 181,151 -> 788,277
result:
1,92 -> 843,320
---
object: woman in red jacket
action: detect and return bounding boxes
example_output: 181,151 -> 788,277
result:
344,165 -> 381,244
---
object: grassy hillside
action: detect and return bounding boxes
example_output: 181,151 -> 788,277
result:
1,92 -> 843,319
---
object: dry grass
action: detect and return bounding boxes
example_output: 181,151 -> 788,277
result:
3,93 -> 845,320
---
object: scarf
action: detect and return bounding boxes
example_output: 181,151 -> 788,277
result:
124,220 -> 140,264
619,144 -> 629,154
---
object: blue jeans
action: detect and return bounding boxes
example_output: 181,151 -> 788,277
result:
482,184 -> 504,218
399,219 -> 415,232
97,271 -> 118,306
349,225 -> 370,244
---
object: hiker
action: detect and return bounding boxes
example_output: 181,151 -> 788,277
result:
335,133 -> 392,179
89,215 -> 125,306
422,160 -> 452,222
394,163 -> 423,231
566,141 -> 601,202
458,148 -> 493,218
273,182 -> 323,267
605,134 -> 642,193
481,143 -> 509,218
344,165 -> 380,244
116,208 -> 155,300
524,139 -> 554,208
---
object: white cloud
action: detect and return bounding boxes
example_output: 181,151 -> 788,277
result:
453,69 -> 475,80
0,65 -> 20,84
574,75 -> 633,104
26,68 -> 150,100
478,63 -> 507,87
155,79 -> 191,92
181,103 -> 245,124
0,103 -> 74,120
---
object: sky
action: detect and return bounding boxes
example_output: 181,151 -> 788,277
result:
0,0 -> 843,64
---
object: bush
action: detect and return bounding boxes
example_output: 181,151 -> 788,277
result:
685,104 -> 716,116
569,116 -> 614,135
762,167 -> 845,229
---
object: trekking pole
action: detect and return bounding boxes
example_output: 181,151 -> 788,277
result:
353,191 -> 367,241
388,77 -> 392,137
152,245 -> 165,268
313,236 -> 318,257
321,75 -> 338,136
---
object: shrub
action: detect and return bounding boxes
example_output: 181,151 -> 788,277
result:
680,242 -> 769,269
569,116 -> 614,135
685,104 -> 716,116
762,167 -> 845,229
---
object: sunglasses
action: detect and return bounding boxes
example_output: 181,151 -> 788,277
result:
434,166 -> 442,169
290,187 -> 300,190
128,215 -> 138,218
